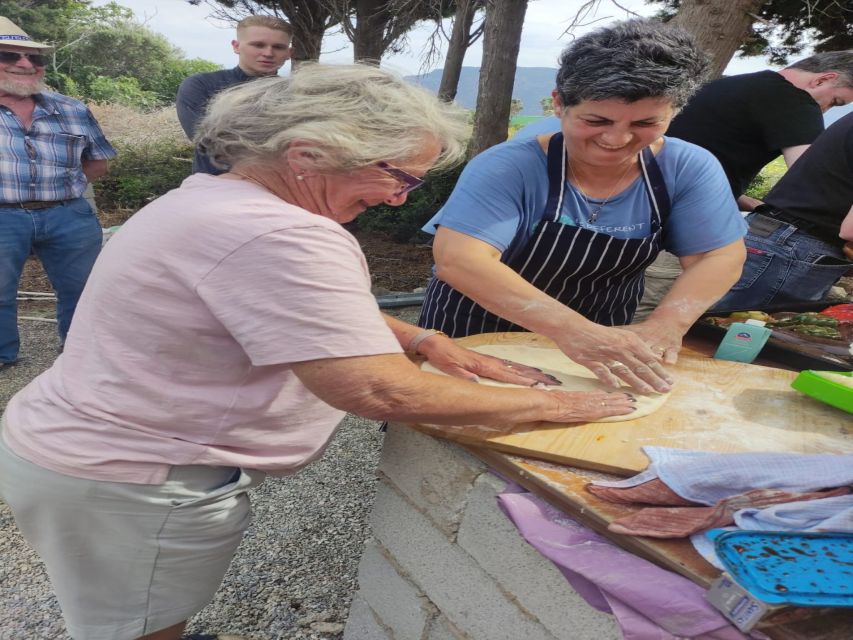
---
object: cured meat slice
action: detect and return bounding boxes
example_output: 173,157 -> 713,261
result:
607,487 -> 850,538
586,479 -> 698,506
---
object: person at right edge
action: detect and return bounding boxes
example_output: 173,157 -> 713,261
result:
712,112 -> 853,310
666,51 -> 853,212
636,51 -> 853,319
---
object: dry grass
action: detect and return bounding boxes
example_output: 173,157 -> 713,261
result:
88,102 -> 187,146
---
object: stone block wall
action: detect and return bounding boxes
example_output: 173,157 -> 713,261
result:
343,424 -> 620,640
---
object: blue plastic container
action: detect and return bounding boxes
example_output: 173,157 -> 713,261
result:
708,529 -> 853,607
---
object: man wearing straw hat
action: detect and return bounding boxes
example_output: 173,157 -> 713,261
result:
0,17 -> 116,370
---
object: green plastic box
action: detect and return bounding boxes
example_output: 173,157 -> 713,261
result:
791,370 -> 853,414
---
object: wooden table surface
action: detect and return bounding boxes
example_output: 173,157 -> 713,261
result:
412,333 -> 851,475
420,335 -> 853,637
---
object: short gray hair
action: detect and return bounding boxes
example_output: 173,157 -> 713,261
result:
196,63 -> 469,174
555,19 -> 709,110
787,51 -> 853,88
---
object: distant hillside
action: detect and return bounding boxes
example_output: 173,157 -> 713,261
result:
406,66 -> 557,116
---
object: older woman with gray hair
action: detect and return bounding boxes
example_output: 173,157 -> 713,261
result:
419,19 -> 747,394
0,64 -> 635,640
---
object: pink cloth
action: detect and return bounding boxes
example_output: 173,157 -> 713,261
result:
498,486 -> 768,640
4,175 -> 401,484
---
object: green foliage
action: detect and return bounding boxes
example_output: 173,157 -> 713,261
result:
743,173 -> 771,200
146,58 -> 222,104
87,75 -> 159,110
540,96 -> 554,116
96,140 -> 193,212
510,98 -> 523,119
744,156 -> 787,200
0,0 -> 91,45
45,71 -> 81,97
357,164 -> 466,243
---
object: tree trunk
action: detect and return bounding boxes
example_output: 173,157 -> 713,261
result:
353,0 -> 387,64
438,0 -> 477,102
264,1 -> 336,67
291,22 -> 324,66
670,0 -> 768,79
468,0 -> 528,158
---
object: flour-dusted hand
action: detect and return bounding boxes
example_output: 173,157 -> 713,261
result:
416,333 -> 561,386
546,389 -> 637,422
623,320 -> 683,365
553,322 -> 674,394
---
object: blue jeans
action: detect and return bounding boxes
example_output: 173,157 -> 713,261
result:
712,212 -> 851,311
0,198 -> 101,363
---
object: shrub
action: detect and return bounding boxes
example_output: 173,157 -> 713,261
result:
89,102 -> 192,218
744,172 -> 771,200
745,156 -> 787,200
96,139 -> 192,215
88,75 -> 159,111
357,163 -> 466,242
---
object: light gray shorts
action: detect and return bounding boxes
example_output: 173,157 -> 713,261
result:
0,432 -> 265,640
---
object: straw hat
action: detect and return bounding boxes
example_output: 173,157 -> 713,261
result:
0,17 -> 52,51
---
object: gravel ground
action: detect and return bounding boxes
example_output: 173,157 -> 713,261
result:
0,307 -> 421,640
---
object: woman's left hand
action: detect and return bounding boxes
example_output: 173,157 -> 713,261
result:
416,334 -> 561,387
622,320 -> 684,365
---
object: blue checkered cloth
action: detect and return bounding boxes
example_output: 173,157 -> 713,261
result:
0,91 -> 116,203
593,447 -> 853,505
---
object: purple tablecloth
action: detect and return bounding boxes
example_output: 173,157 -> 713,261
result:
497,484 -> 769,640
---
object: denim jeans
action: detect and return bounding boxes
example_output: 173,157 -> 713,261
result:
0,198 -> 101,363
712,212 -> 851,312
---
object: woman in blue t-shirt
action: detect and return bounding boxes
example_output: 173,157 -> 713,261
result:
418,19 -> 747,395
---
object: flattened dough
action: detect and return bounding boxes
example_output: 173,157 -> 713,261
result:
421,344 -> 670,423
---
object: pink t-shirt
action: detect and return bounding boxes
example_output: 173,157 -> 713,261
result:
3,175 -> 402,484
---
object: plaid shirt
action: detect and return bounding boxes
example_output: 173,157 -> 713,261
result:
0,91 -> 116,203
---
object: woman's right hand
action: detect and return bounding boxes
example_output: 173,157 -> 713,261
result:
552,322 -> 674,394
546,389 -> 636,423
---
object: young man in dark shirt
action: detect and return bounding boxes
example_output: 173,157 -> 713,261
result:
712,112 -> 853,309
176,16 -> 292,175
666,52 -> 853,211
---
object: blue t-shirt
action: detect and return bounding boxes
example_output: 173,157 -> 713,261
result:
423,136 -> 746,261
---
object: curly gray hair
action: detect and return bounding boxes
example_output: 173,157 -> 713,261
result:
555,19 -> 709,110
196,63 -> 470,174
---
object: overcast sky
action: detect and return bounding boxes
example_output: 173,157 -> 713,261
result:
93,0 -> 775,77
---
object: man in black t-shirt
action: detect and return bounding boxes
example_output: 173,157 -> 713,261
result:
633,53 -> 853,319
667,51 -> 853,211
711,112 -> 853,310
176,16 -> 292,175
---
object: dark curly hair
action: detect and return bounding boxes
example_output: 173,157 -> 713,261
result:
555,19 -> 709,109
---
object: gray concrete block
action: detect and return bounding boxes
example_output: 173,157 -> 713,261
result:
343,593 -> 393,640
370,479 -> 558,640
379,424 -> 484,538
426,615 -> 469,640
457,474 -> 620,640
355,539 -> 431,640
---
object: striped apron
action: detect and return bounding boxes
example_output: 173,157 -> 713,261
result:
418,132 -> 672,336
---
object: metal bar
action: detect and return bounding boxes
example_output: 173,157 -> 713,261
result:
375,292 -> 425,309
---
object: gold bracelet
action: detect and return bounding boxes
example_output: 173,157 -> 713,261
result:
407,329 -> 448,354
